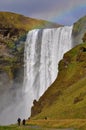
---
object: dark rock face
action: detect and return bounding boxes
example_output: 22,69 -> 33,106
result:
31,100 -> 43,117
0,30 -> 24,89
82,33 -> 86,43
0,26 -> 25,93
72,15 -> 86,46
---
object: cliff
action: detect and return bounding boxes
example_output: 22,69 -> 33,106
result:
72,15 -> 86,45
0,12 -> 60,90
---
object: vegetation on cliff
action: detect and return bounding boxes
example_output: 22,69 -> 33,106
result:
0,11 -> 60,87
31,43 -> 86,119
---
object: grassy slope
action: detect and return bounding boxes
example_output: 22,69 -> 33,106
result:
0,11 -> 60,31
31,43 -> 86,120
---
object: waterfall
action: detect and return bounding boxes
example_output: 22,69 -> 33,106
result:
0,26 -> 73,125
23,26 -> 73,117
24,26 -> 73,98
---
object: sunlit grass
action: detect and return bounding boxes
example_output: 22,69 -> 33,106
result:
1,119 -> 86,130
27,119 -> 86,130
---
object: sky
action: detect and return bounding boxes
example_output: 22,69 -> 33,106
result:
0,0 -> 86,25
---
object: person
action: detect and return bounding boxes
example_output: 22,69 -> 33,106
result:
22,119 -> 26,125
45,116 -> 47,120
28,117 -> 30,120
17,118 -> 21,126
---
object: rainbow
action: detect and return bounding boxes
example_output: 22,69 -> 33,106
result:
50,4 -> 86,25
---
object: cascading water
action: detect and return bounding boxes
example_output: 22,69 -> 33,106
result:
23,26 -> 73,117
0,25 -> 74,125
24,26 -> 73,98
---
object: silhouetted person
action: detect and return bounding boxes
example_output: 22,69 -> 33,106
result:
45,116 -> 47,120
22,119 -> 26,126
17,118 -> 21,126
28,117 -> 30,120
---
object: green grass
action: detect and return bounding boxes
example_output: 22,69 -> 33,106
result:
0,11 -> 59,32
27,119 -> 86,130
0,125 -> 43,130
31,43 -> 86,120
33,78 -> 86,119
1,119 -> 86,130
